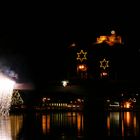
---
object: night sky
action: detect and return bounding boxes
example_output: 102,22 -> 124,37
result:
1,4 -> 140,89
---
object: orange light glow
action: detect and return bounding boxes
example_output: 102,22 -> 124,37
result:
42,115 -> 47,134
79,65 -> 84,69
96,36 -> 107,44
42,114 -> 50,134
95,30 -> 122,46
77,113 -> 81,133
134,116 -> 137,136
125,102 -> 131,108
125,112 -> 131,126
46,114 -> 50,133
134,116 -> 136,129
107,116 -> 110,129
78,64 -> 87,71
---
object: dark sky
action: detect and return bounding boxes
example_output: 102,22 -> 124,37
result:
0,4 -> 140,89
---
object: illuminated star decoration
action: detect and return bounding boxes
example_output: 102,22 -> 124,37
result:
100,58 -> 109,70
76,50 -> 87,62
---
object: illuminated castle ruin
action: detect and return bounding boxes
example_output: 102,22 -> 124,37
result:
95,30 -> 122,46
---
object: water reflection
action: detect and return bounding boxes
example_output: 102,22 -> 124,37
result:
0,114 -> 23,140
0,112 -> 84,139
106,111 -> 140,136
42,114 -> 50,134
1,111 -> 140,139
41,112 -> 84,139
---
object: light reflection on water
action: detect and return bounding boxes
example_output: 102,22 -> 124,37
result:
0,114 -> 23,140
41,112 -> 84,138
0,111 -> 140,139
106,111 -> 140,136
0,112 -> 84,139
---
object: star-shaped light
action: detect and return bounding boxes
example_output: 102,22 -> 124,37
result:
100,58 -> 109,70
76,50 -> 87,62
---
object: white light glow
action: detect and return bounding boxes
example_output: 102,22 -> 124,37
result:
62,80 -> 69,87
0,74 -> 15,117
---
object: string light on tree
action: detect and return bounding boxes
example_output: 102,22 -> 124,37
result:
11,90 -> 24,106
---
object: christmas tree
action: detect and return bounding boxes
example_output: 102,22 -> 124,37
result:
11,90 -> 24,106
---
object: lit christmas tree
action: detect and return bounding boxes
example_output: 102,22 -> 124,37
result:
11,90 -> 24,106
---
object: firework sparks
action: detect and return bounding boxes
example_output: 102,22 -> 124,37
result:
0,73 -> 15,117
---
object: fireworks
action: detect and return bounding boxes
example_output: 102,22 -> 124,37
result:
0,74 -> 15,117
